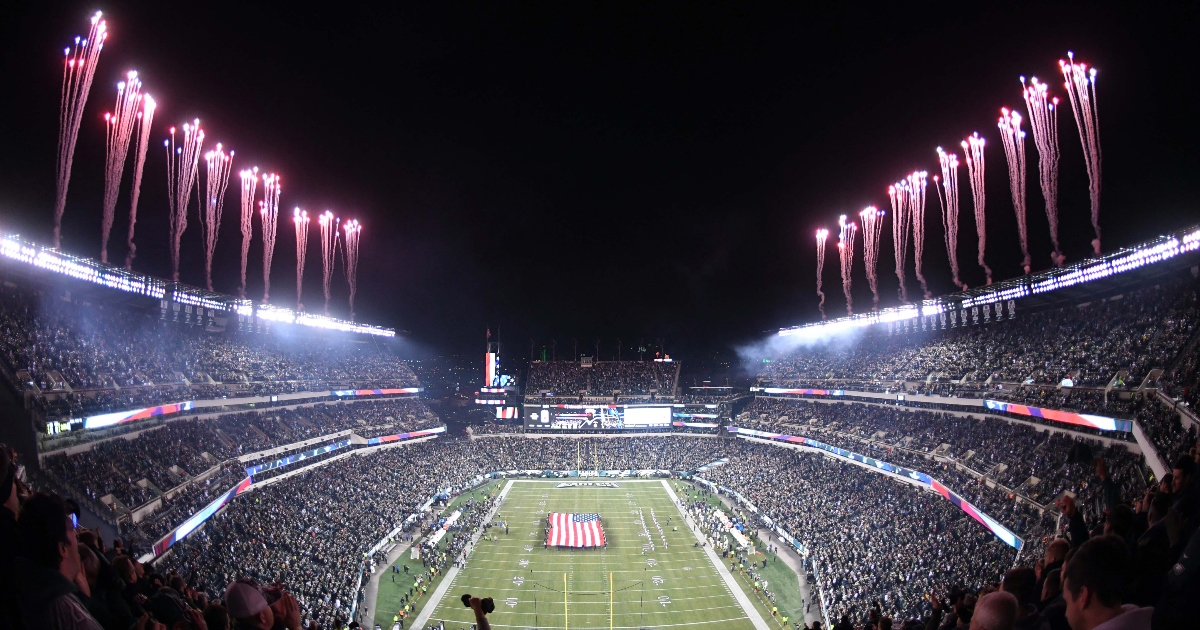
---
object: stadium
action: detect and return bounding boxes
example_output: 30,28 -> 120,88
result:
2,5 -> 1200,630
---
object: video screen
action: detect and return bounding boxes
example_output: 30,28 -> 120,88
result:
525,404 -> 671,430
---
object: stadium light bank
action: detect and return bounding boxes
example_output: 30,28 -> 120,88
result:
0,231 -> 395,338
779,225 -> 1200,341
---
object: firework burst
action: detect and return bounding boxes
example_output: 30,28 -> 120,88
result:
124,94 -> 155,270
860,206 -> 885,308
342,219 -> 362,320
1022,76 -> 1064,266
54,11 -> 107,249
200,144 -> 234,291
238,168 -> 259,298
838,215 -> 858,316
935,147 -> 966,290
998,108 -> 1031,273
293,208 -> 310,310
815,228 -> 829,320
1061,52 -> 1102,254
319,210 -> 340,315
259,174 -> 281,303
100,71 -> 142,264
962,132 -> 992,284
166,121 -> 205,282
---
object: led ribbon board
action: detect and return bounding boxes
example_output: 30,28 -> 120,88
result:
759,388 -> 845,396
365,426 -> 446,445
244,439 -> 351,477
332,387 -> 421,397
983,400 -> 1132,432
84,400 -> 195,429
152,476 -> 252,556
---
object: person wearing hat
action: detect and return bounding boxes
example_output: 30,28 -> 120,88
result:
224,579 -> 304,630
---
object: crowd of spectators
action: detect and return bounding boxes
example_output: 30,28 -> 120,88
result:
704,432 -> 1200,629
156,435 -> 722,626
703,444 -> 1019,622
526,360 -> 678,398
37,398 -> 434,520
762,276 -> 1198,389
9,417 -> 1200,629
0,284 -> 418,417
738,398 -> 1152,538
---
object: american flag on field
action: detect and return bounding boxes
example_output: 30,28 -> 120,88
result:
547,513 -> 606,548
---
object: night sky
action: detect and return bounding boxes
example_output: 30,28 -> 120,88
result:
1,2 -> 1198,362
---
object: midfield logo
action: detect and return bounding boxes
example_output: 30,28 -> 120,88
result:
555,481 -> 621,488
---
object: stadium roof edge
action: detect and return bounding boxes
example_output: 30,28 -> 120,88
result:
0,231 -> 395,338
779,224 -> 1200,337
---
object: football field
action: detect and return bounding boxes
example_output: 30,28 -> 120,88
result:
419,479 -> 769,629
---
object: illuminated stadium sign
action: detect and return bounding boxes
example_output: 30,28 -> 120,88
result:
526,404 -> 673,430
757,387 -> 845,396
84,400 -> 196,429
153,476 -> 252,556
332,387 -> 421,397
983,400 -> 1132,433
364,426 -> 446,445
244,439 -> 352,477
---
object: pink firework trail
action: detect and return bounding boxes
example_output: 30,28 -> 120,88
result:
238,168 -> 259,298
859,206 -> 885,308
259,174 -> 281,303
962,132 -> 992,285
342,219 -> 362,320
100,71 -> 142,264
200,144 -> 234,291
936,147 -> 966,290
54,12 -> 108,249
1060,52 -> 1102,254
815,228 -> 829,320
125,94 -> 155,270
888,181 -> 911,303
907,171 -> 930,298
837,215 -> 858,316
166,121 -> 205,282
318,210 -> 340,315
998,108 -> 1031,273
293,208 -> 310,311
54,12 -> 108,248
1022,76 -> 1064,266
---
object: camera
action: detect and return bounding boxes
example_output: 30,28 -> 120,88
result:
461,594 -> 495,615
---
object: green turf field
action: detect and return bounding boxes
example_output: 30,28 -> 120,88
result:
419,479 -> 768,629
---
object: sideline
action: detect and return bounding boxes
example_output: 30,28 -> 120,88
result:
409,481 -> 512,629
691,481 -> 822,627
358,538 -> 414,625
661,480 -> 771,630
